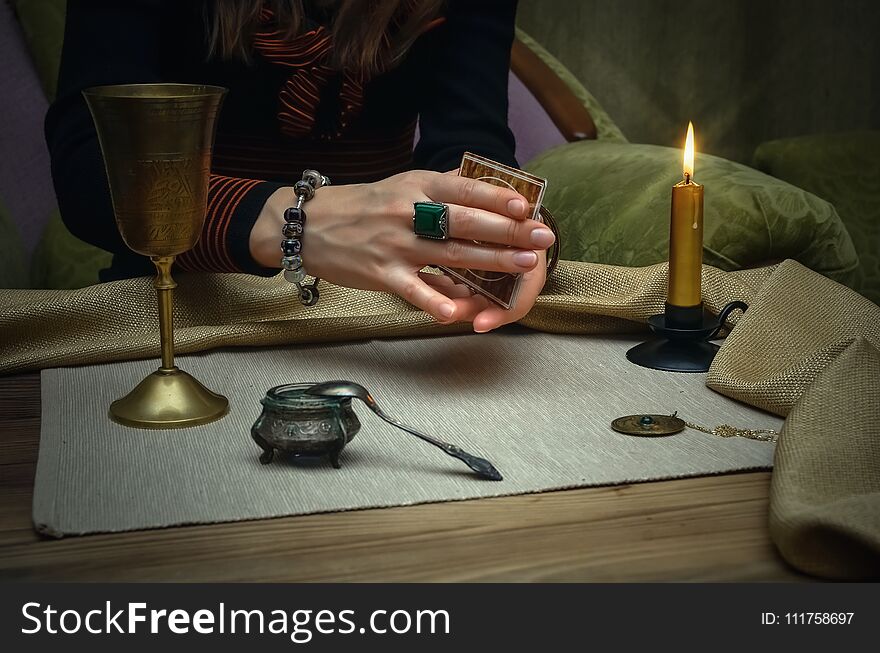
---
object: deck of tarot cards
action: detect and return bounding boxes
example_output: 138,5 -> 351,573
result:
440,152 -> 548,309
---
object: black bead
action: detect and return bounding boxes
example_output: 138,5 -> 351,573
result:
282,222 -> 303,238
282,221 -> 303,238
300,285 -> 320,306
282,239 -> 302,256
284,207 -> 306,223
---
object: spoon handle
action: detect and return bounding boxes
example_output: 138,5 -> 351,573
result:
369,404 -> 444,448
367,402 -> 503,481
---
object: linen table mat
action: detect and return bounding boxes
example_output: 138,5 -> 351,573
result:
2,258 -> 878,577
32,332 -> 781,539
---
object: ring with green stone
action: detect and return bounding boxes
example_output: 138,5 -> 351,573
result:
412,201 -> 450,240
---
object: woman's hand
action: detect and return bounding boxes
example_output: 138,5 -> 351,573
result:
249,170 -> 554,330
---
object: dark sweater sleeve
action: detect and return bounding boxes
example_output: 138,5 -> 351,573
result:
45,0 -> 282,275
412,0 -> 518,171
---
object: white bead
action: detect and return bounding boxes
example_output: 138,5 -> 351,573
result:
281,255 -> 302,271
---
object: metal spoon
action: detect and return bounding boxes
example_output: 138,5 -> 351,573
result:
305,381 -> 503,481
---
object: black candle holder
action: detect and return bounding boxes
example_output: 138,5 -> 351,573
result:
626,301 -> 748,373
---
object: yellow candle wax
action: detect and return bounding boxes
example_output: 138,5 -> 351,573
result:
667,122 -> 704,308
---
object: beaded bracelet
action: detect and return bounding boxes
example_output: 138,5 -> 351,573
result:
282,169 -> 329,306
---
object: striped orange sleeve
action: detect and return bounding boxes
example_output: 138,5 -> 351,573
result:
177,174 -> 287,275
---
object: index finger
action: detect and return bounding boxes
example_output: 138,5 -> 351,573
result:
425,173 -> 530,220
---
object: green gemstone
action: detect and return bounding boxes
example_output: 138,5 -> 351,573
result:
413,202 -> 448,239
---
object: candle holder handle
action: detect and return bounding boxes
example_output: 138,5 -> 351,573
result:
625,301 -> 749,373
709,300 -> 749,339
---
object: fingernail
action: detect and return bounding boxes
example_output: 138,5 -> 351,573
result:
439,303 -> 455,318
508,199 -> 527,216
530,227 -> 555,248
513,250 -> 538,268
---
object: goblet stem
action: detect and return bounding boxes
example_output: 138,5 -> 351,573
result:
152,255 -> 177,372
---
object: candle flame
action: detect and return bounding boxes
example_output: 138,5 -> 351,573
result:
683,121 -> 695,180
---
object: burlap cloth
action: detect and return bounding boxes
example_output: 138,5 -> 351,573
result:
1,258 -> 877,578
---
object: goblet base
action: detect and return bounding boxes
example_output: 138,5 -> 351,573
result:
109,367 -> 229,429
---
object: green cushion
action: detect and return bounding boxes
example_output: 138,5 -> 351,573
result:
31,209 -> 112,289
12,0 -> 67,101
0,198 -> 29,288
526,140 -> 859,284
754,131 -> 880,305
11,0 -> 109,289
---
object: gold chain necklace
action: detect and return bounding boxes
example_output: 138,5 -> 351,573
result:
677,413 -> 779,442
611,412 -> 779,442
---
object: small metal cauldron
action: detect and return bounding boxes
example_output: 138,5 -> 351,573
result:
251,383 -> 360,468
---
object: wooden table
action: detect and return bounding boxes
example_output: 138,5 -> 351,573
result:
0,373 -> 807,582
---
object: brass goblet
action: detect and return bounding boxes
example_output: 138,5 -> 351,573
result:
83,84 -> 229,428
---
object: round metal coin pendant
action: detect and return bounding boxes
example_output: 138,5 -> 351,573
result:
611,414 -> 686,437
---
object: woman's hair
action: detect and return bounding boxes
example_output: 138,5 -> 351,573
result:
207,0 -> 445,75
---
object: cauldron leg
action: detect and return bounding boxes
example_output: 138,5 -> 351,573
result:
251,429 -> 275,465
328,411 -> 347,469
328,444 -> 343,469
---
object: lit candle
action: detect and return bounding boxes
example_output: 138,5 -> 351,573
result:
667,122 -> 704,308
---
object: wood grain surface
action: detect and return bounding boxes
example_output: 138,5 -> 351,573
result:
0,373 -> 807,582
